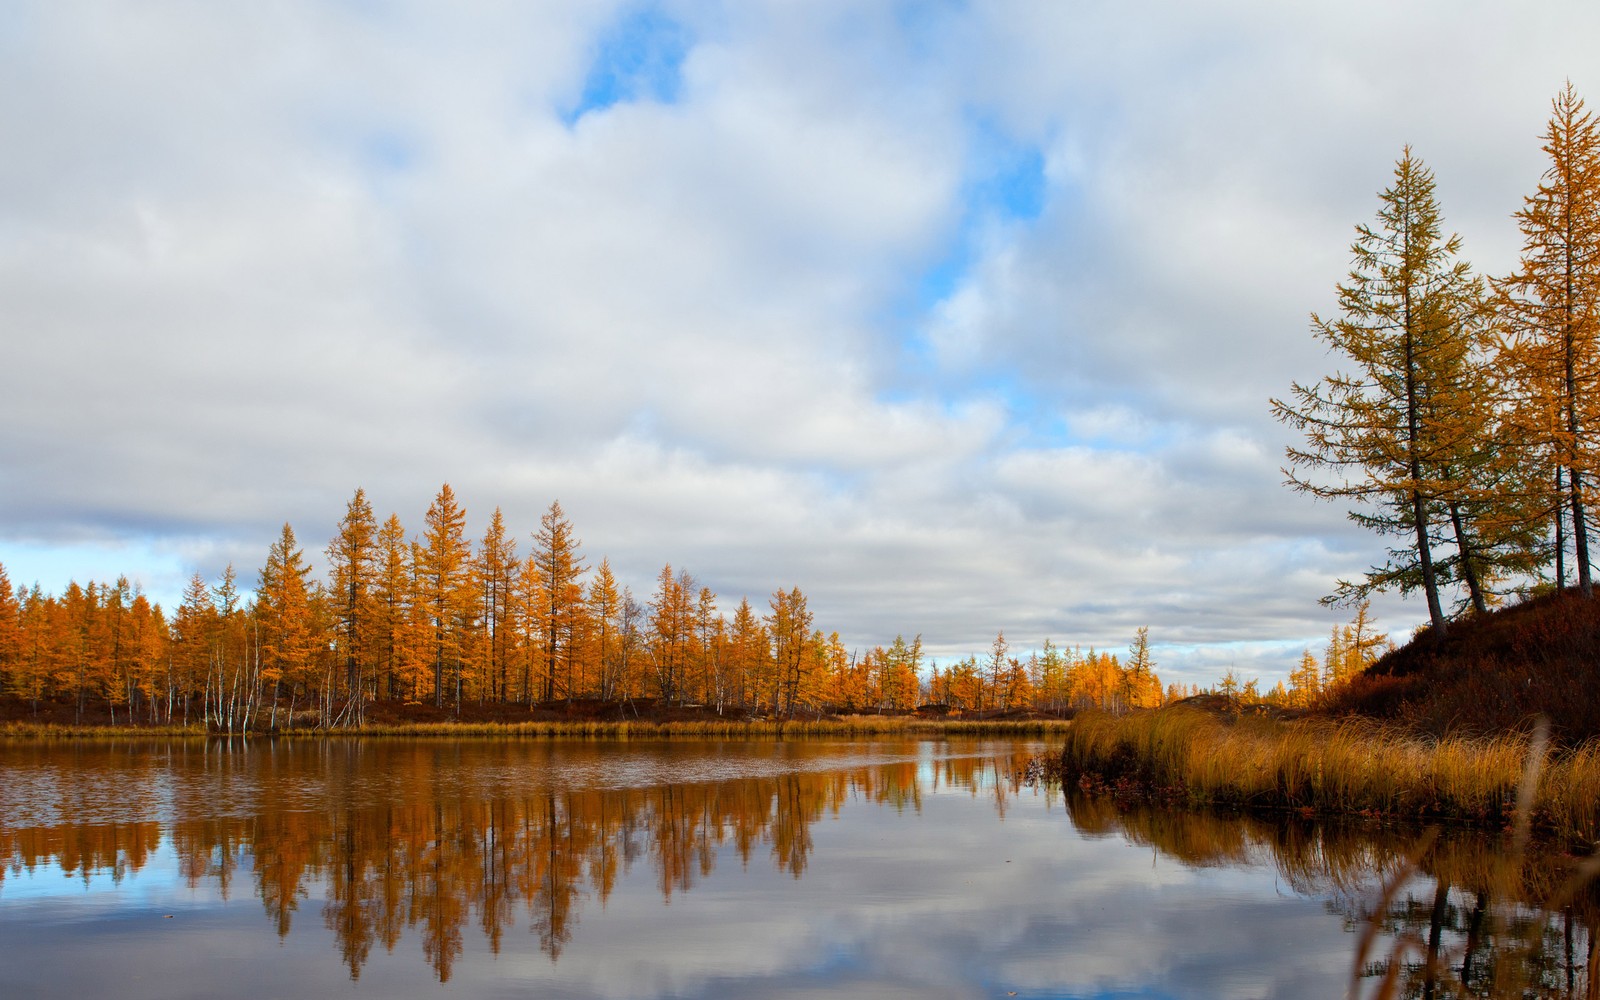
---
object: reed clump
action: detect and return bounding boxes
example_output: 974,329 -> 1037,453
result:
1061,705 -> 1600,845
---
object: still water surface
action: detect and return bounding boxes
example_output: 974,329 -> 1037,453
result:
0,738 -> 1593,998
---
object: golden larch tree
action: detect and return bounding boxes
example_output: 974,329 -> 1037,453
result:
765,586 -> 813,717
1497,82 -> 1600,596
371,513 -> 413,700
584,558 -> 621,701
256,522 -> 316,727
0,562 -> 18,696
419,484 -> 473,709
1272,148 -> 1489,637
474,507 -> 517,702
327,488 -> 378,721
532,500 -> 586,702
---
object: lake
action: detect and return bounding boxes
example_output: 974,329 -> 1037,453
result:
0,737 -> 1593,998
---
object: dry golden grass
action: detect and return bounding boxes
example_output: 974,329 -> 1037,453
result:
0,721 -> 209,740
1062,705 -> 1600,845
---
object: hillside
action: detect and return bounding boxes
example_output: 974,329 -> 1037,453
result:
1327,589 -> 1600,742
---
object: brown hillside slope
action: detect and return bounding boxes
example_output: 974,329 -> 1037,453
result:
1328,590 -> 1600,743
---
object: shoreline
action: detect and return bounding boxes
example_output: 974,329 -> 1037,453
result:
0,716 -> 1073,740
1052,704 -> 1600,849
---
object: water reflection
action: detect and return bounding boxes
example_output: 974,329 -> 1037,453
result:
0,739 -> 1038,982
1069,793 -> 1600,998
7,739 -> 1598,998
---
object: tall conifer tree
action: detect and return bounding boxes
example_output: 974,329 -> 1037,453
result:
328,488 -> 378,716
257,522 -> 314,722
1273,148 -> 1487,637
1497,82 -> 1600,597
475,508 -> 517,702
532,500 -> 586,701
420,484 -> 471,709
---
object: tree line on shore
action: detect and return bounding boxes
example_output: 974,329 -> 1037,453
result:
1273,83 -> 1600,634
0,485 -> 1174,729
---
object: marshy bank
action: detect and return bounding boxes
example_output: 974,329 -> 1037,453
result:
1054,704 -> 1600,848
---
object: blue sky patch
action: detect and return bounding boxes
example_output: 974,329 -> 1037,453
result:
981,143 -> 1047,221
361,130 -> 417,173
966,115 -> 1049,224
882,117 -> 1051,414
564,5 -> 692,124
905,118 -> 1049,317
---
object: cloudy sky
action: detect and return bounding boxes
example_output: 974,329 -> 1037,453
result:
1,2 -> 1594,686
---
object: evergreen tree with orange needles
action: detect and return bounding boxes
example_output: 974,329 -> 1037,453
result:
257,522 -> 315,727
1496,82 -> 1600,597
532,500 -> 586,702
419,485 -> 472,710
1274,148 -> 1490,637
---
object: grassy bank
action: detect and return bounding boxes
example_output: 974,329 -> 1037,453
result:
1059,705 -> 1600,847
0,721 -> 211,740
0,716 -> 1071,741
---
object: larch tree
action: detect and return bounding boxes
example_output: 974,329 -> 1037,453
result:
514,550 -> 543,704
984,632 -> 1009,712
532,500 -> 586,702
1126,626 -> 1155,707
616,585 -> 645,701
766,586 -> 813,717
406,539 -> 437,701
419,484 -> 472,709
1497,81 -> 1600,597
125,590 -> 167,724
648,564 -> 691,704
373,514 -> 412,701
692,586 -> 720,708
210,564 -> 254,732
878,634 -> 923,712
1272,148 -> 1489,638
171,572 -> 216,722
1031,639 -> 1067,713
1288,650 -> 1322,708
475,508 -> 517,702
257,522 -> 315,726
327,488 -> 378,721
728,597 -> 764,709
0,563 -> 23,697
585,559 -> 621,701
16,585 -> 52,711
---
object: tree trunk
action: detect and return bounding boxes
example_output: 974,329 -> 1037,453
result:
1448,501 -> 1488,613
1413,488 -> 1449,638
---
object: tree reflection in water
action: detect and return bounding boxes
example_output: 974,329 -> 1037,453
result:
0,739 -> 1036,981
11,738 -> 1594,996
1068,792 -> 1600,999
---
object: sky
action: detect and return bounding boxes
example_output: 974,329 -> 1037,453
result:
1,1 -> 1595,689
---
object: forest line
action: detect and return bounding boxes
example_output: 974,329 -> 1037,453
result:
0,481 -> 1401,731
0,485 -> 1181,730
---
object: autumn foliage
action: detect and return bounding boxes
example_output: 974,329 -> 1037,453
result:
0,487 -> 1165,730
1275,84 -> 1600,627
